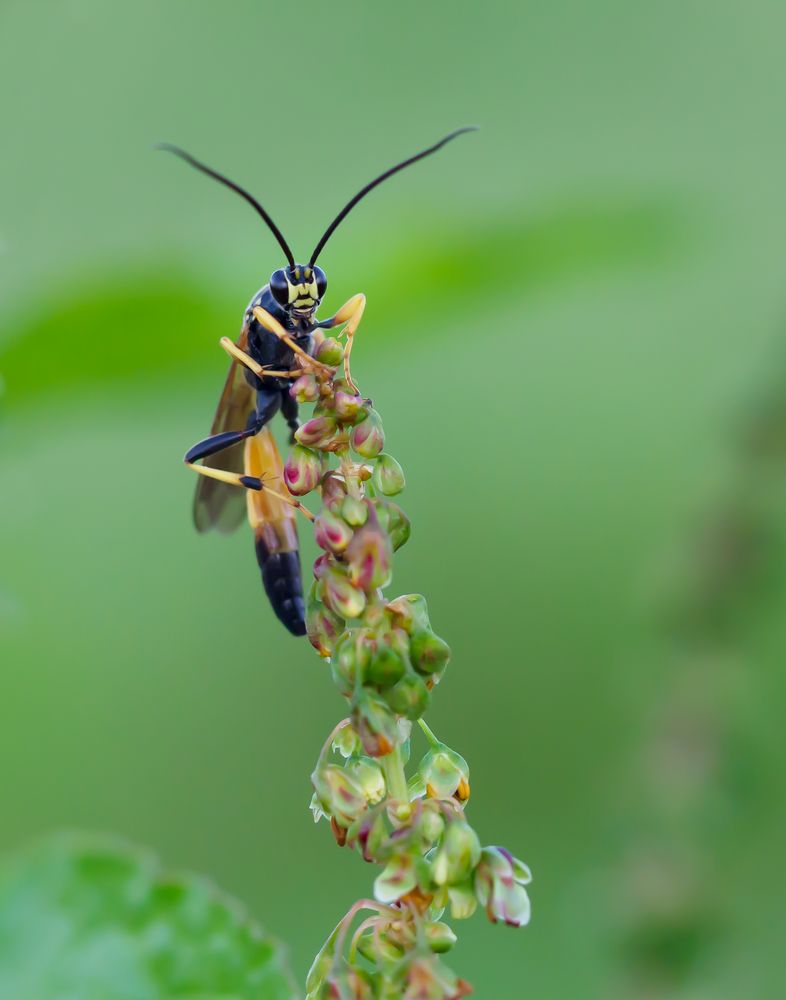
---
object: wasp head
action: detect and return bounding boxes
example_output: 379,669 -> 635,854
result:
269,264 -> 327,317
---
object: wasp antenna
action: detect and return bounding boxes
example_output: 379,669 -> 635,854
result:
309,126 -> 478,267
155,143 -> 295,267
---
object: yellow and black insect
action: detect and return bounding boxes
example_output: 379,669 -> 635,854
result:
159,128 -> 475,635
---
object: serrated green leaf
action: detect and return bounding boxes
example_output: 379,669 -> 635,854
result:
0,833 -> 297,1000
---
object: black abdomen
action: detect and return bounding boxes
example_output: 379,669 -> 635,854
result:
255,541 -> 306,636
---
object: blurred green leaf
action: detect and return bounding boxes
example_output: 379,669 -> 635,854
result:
0,833 -> 297,1000
0,196 -> 687,406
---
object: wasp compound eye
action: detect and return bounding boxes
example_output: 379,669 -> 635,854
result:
270,268 -> 290,306
314,266 -> 327,299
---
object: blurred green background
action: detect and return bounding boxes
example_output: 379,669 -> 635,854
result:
2,1 -> 786,996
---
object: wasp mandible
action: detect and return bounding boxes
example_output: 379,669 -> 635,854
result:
159,128 -> 475,636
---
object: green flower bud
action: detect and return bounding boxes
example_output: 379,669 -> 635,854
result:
350,407 -> 385,458
322,565 -> 367,620
306,596 -> 344,657
315,336 -> 344,367
283,444 -> 323,496
386,501 -> 411,551
366,644 -> 407,688
352,690 -> 399,757
346,513 -> 393,591
334,390 -> 364,423
474,846 -> 532,928
431,822 -> 481,888
346,756 -> 387,805
410,629 -> 451,676
296,414 -> 338,448
374,853 -> 417,904
385,673 -> 430,720
448,882 -> 478,921
341,494 -> 368,526
372,453 -> 406,496
420,746 -> 470,802
424,921 -> 457,954
290,373 -> 319,403
356,928 -> 405,965
418,803 -> 446,847
311,763 -> 366,827
386,594 -> 431,635
332,724 -> 362,758
315,509 -> 354,555
330,629 -> 372,695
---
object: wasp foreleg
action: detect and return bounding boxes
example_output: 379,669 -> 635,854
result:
219,336 -> 300,379
251,306 -> 333,376
318,293 -> 366,393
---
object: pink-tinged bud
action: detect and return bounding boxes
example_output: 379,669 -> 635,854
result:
295,414 -> 338,448
352,690 -> 399,757
322,565 -> 367,619
311,763 -> 366,827
315,509 -> 354,555
290,373 -> 319,403
315,337 -> 344,367
341,495 -> 368,527
306,597 -> 344,657
350,408 -> 385,458
372,453 -> 406,496
385,673 -> 430,721
312,553 -> 333,581
345,512 -> 392,591
373,853 -> 417,904
386,594 -> 431,635
334,390 -> 364,423
320,471 -> 347,506
283,444 -> 323,496
474,846 -> 532,928
405,956 -> 473,1000
410,629 -> 451,676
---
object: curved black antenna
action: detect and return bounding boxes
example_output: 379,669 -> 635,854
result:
309,126 -> 478,266
155,143 -> 295,267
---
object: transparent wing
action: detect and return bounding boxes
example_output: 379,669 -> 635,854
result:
193,327 -> 255,534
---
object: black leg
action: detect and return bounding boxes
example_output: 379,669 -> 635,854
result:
280,388 -> 300,443
184,388 -> 281,465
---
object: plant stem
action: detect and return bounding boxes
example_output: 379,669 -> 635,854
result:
417,718 -> 442,750
382,740 -> 409,803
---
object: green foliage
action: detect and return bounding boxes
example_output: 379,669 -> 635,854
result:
0,834 -> 296,1000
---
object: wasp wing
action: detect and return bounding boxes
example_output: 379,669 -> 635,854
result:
193,326 -> 255,534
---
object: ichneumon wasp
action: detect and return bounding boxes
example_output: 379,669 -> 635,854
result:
159,128 -> 475,636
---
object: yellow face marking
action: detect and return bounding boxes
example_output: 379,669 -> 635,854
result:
286,275 -> 319,306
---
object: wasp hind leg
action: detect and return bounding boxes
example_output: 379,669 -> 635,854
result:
185,390 -> 280,492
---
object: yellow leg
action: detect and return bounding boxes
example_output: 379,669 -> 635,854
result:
219,336 -> 300,379
186,460 -> 315,521
252,306 -> 333,376
322,293 -> 366,393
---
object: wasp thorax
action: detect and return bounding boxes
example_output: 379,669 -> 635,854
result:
269,264 -> 327,311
